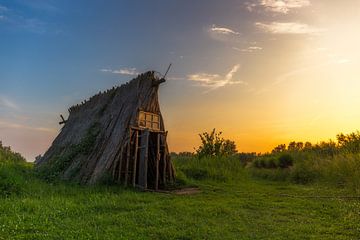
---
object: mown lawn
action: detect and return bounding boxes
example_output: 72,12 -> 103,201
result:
0,158 -> 360,239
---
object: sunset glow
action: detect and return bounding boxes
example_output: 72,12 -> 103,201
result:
1,0 -> 360,160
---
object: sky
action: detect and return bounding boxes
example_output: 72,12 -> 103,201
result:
1,0 -> 360,161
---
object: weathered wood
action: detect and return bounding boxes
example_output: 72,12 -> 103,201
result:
59,114 -> 67,125
162,148 -> 167,184
118,146 -> 124,182
124,138 -> 131,186
138,130 -> 149,189
155,133 -> 160,190
37,71 -> 175,189
132,130 -> 139,187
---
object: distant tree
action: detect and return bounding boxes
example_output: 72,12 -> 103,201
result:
336,131 -> 360,153
237,152 -> 257,166
287,141 -> 303,152
304,142 -> 312,150
296,142 -> 304,150
196,129 -> 237,158
222,139 -> 237,156
178,152 -> 194,157
272,144 -> 286,153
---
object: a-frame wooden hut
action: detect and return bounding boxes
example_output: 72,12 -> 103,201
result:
36,71 -> 175,190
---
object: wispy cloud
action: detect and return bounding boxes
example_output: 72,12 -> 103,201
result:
0,96 -> 20,110
234,46 -> 263,53
255,22 -> 325,35
0,120 -> 56,133
246,0 -> 310,14
100,67 -> 139,76
210,25 -> 240,35
0,4 -> 7,21
208,25 -> 241,42
0,4 -> 51,34
17,1 -> 59,13
188,64 -> 246,91
0,4 -> 8,12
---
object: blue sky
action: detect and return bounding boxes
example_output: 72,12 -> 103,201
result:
1,0 -> 360,160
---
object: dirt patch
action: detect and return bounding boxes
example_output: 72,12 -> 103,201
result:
173,187 -> 201,195
147,187 -> 201,195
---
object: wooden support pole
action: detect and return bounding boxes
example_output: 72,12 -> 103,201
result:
143,131 -> 149,190
138,130 -> 149,189
167,147 -> 173,182
162,134 -> 167,185
124,129 -> 131,186
132,130 -> 139,187
155,133 -> 160,190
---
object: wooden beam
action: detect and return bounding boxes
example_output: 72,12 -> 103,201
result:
132,130 -> 139,187
130,126 -> 165,134
124,129 -> 131,186
155,133 -> 160,190
59,114 -> 67,125
138,130 -> 149,189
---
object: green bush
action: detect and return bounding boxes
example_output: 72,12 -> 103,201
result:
195,129 -> 237,158
290,163 -> 319,184
278,154 -> 294,168
266,158 -> 278,168
253,159 -> 262,168
250,168 -> 290,181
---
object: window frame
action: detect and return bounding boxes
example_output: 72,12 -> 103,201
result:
138,111 -> 161,131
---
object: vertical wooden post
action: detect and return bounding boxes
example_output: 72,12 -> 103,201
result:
132,130 -> 139,187
138,130 -> 149,189
124,129 -> 131,186
155,133 -> 160,190
162,133 -> 167,185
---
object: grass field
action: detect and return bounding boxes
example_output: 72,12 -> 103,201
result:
1,155 -> 360,239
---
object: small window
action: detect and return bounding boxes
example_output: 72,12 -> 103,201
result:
138,111 -> 161,130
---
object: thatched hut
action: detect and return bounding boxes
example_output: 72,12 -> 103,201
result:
36,71 -> 175,190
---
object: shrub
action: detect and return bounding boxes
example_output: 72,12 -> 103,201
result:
290,163 -> 319,184
266,158 -> 278,169
252,159 -> 262,168
196,129 -> 237,158
277,154 -> 293,168
250,168 -> 290,181
0,161 -> 30,197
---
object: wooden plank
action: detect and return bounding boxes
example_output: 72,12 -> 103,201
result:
138,129 -> 149,189
124,129 -> 132,186
132,130 -> 139,187
162,134 -> 167,184
130,126 -> 166,134
155,133 -> 160,190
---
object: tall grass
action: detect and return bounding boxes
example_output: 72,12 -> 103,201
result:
173,155 -> 247,183
250,151 -> 360,193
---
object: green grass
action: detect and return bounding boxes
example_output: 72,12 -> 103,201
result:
250,152 -> 360,192
1,153 -> 360,239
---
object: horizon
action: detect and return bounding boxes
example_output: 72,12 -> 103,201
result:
1,0 -> 360,161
